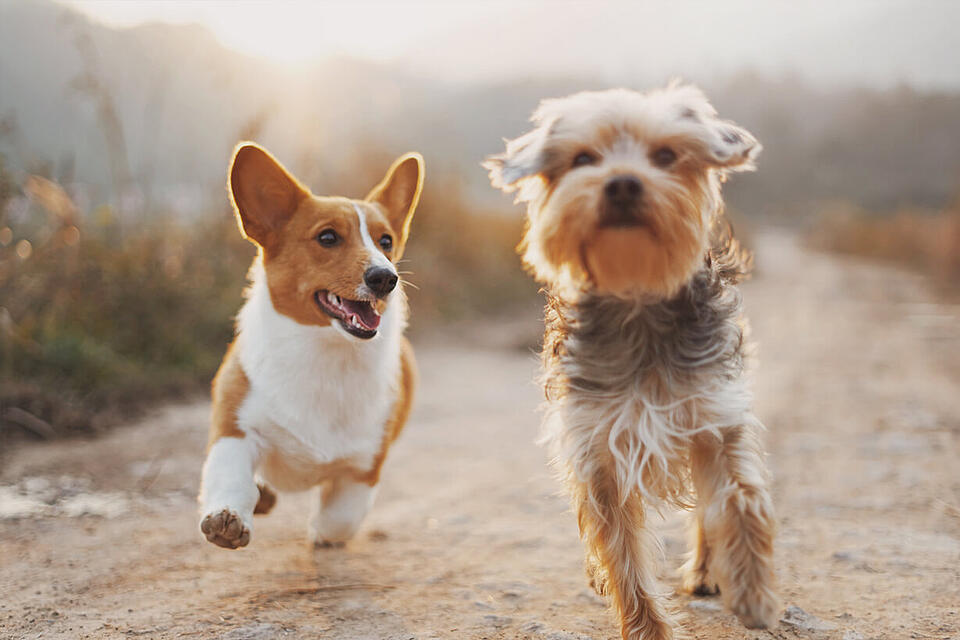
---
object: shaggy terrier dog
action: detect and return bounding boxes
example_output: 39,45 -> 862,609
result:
485,84 -> 779,639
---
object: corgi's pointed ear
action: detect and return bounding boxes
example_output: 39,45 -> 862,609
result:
366,152 -> 424,250
228,142 -> 309,247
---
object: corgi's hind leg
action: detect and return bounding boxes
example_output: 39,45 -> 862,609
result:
309,477 -> 378,547
254,481 -> 277,515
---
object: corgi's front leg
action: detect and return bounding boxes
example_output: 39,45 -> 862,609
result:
199,346 -> 260,549
199,436 -> 260,549
310,477 -> 379,547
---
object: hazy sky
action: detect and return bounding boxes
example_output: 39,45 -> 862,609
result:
61,0 -> 960,89
62,0 -> 508,63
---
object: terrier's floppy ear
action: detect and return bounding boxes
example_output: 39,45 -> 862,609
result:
666,82 -> 761,171
483,117 -> 556,192
701,119 -> 761,171
365,152 -> 424,253
228,143 -> 309,247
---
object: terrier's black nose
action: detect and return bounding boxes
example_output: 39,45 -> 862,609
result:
364,267 -> 398,298
604,175 -> 643,205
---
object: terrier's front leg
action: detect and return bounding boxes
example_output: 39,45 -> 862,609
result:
680,508 -> 720,596
309,477 -> 378,547
199,436 -> 260,549
689,427 -> 779,629
572,470 -> 675,640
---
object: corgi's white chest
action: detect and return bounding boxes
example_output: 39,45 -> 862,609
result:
234,263 -> 402,487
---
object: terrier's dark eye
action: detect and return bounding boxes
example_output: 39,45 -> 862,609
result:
651,147 -> 677,168
316,229 -> 339,247
572,151 -> 598,168
379,234 -> 393,251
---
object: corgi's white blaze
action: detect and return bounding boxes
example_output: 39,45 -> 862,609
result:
352,202 -> 396,303
354,203 -> 395,271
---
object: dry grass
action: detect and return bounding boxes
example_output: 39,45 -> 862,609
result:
807,200 -> 960,286
1,213 -> 253,437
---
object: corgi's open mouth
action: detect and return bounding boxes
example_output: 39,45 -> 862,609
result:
315,291 -> 381,340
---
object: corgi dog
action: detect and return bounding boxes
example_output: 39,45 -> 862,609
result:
199,143 -> 423,549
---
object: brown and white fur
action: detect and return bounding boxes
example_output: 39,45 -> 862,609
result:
485,84 -> 779,639
199,143 -> 422,550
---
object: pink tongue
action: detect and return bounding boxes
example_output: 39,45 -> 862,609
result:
341,300 -> 381,330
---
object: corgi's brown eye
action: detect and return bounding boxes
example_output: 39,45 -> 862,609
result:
379,234 -> 393,251
651,147 -> 677,168
572,151 -> 598,168
316,229 -> 339,246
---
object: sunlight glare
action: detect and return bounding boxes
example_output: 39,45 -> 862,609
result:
61,0 -> 464,63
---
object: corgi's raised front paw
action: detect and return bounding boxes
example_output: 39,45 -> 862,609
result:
200,508 -> 251,549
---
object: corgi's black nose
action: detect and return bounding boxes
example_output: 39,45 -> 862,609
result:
364,267 -> 398,298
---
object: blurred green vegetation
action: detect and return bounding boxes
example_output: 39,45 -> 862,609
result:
0,153 -> 535,440
0,170 -> 252,435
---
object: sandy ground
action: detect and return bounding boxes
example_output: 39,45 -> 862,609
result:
1,230 -> 959,640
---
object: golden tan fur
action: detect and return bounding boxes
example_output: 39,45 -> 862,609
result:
207,340 -> 248,449
573,463 -> 674,639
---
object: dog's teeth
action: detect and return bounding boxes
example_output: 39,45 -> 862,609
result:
327,292 -> 338,305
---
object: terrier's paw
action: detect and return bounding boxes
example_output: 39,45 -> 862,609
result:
200,509 -> 251,549
313,539 -> 346,549
681,567 -> 719,596
585,557 -> 609,596
620,615 -> 675,640
731,591 -> 780,630
691,581 -> 720,597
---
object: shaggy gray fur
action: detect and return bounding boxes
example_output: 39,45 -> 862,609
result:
543,231 -> 752,404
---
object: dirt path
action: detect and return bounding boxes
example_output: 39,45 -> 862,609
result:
2,230 -> 959,640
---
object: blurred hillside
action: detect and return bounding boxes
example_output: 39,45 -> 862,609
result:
2,0 -> 960,219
